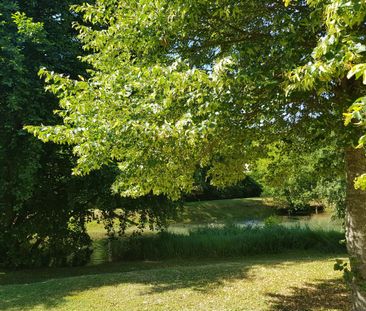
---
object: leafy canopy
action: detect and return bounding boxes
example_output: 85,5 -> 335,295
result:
286,0 -> 366,188
27,0 -> 319,200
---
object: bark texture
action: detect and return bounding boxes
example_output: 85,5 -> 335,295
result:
346,147 -> 366,311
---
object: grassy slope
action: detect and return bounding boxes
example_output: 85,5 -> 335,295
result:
0,253 -> 350,311
175,197 -> 276,224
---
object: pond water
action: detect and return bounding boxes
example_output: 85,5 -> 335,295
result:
167,212 -> 343,234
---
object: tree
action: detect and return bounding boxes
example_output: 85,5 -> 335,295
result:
286,1 -> 366,309
185,168 -> 262,201
29,0 -> 316,198
0,0 -> 95,267
0,0 -> 179,267
26,0 -> 365,307
254,141 -> 346,216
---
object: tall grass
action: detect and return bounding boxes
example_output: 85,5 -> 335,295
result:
110,224 -> 345,261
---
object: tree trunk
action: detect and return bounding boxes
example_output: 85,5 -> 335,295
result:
345,147 -> 366,311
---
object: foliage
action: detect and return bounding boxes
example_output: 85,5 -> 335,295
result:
286,0 -> 366,182
26,0 -> 321,201
286,0 -> 366,94
254,142 -> 346,215
263,215 -> 282,226
0,0 -> 182,268
185,172 -> 262,201
0,0 -> 94,268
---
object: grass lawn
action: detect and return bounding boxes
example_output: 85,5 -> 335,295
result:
0,252 -> 350,311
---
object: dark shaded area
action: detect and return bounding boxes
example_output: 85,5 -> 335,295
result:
0,0 -> 92,268
0,0 -> 180,269
268,278 -> 351,311
185,175 -> 263,201
0,252 -> 333,286
276,205 -> 325,216
0,260 -> 253,310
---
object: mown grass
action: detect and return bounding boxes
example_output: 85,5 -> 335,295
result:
109,224 -> 345,261
0,253 -> 350,311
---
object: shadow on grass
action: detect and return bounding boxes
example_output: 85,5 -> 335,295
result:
0,260 -> 252,310
0,254 -> 348,311
267,278 -> 351,311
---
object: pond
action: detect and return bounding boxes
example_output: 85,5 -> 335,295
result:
168,211 -> 343,233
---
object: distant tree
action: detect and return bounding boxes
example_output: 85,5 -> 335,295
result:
186,169 -> 262,201
254,141 -> 346,216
